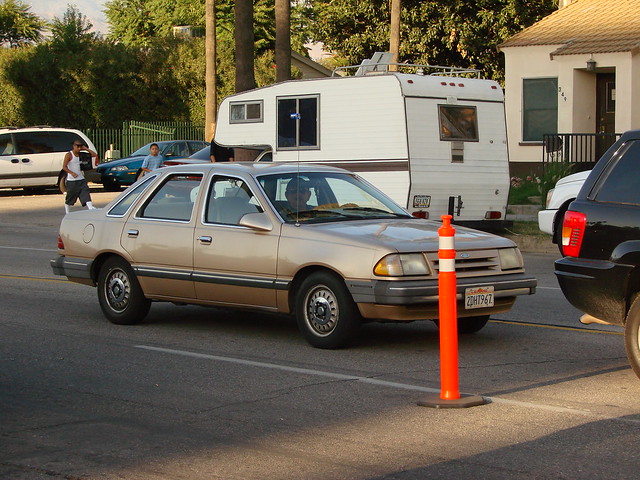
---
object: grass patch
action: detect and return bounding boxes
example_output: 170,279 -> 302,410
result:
505,221 -> 550,237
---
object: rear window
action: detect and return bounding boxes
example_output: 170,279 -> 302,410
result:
594,140 -> 640,205
438,105 -> 478,141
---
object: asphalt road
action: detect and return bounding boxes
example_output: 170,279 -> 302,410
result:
1,187 -> 638,479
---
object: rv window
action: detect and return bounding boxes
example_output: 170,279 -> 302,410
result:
277,95 -> 319,149
438,105 -> 478,142
230,101 -> 263,123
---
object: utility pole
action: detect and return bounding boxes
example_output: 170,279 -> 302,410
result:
205,0 -> 216,142
389,0 -> 401,72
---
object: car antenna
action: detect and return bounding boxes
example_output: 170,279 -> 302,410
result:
290,112 -> 302,225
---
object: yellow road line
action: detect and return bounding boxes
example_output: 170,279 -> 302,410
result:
491,319 -> 624,336
0,274 -> 69,284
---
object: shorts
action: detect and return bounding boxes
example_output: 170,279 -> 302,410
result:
65,178 -> 92,206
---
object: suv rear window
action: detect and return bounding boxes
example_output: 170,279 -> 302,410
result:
594,140 -> 640,205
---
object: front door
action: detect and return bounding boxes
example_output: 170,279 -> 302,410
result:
596,73 -> 616,159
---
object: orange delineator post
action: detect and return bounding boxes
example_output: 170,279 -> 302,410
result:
437,214 -> 460,400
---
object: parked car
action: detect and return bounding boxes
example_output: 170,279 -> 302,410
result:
161,145 -> 211,166
51,163 -> 536,348
161,146 -> 273,167
0,126 -> 96,193
555,129 -> 640,378
538,169 -> 590,252
95,140 -> 209,191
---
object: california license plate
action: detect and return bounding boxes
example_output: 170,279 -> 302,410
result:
464,286 -> 494,309
413,195 -> 431,208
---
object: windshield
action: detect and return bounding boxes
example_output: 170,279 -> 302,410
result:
130,142 -> 168,157
257,172 -> 411,223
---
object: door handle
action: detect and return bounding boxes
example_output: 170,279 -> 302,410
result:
11,158 -> 18,163
21,158 -> 29,163
127,229 -> 139,238
197,235 -> 212,244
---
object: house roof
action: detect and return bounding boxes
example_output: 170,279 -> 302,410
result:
498,0 -> 640,56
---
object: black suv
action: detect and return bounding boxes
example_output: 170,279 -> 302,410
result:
555,129 -> 640,378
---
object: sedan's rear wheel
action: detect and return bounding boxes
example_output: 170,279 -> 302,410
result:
624,294 -> 640,379
97,257 -> 150,325
295,272 -> 361,349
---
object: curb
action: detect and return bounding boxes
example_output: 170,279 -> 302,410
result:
504,234 -> 558,254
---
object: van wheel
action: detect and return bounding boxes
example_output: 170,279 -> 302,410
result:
97,257 -> 151,325
624,294 -> 640,379
434,315 -> 490,334
295,272 -> 361,349
58,174 -> 67,193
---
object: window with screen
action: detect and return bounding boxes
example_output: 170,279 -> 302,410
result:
523,78 -> 558,142
230,101 -> 263,123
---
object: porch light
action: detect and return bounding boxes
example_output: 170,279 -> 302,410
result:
586,58 -> 596,72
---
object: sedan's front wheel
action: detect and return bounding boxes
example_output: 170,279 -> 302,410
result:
98,257 -> 151,325
295,272 -> 361,349
624,294 -> 640,379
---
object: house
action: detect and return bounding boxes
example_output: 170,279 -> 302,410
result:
499,0 -> 640,176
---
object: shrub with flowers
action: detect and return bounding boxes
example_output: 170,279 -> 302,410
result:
509,162 -> 574,205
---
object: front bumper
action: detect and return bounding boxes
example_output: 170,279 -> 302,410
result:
346,273 -> 537,321
537,209 -> 556,236
555,256 -> 633,325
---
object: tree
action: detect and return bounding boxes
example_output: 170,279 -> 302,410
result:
275,0 -> 291,82
234,0 -> 255,93
49,5 -> 97,51
0,0 -> 45,47
298,0 -> 557,82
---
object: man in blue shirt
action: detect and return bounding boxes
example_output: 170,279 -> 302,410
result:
140,143 -> 164,175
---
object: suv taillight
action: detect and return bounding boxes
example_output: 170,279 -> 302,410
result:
561,211 -> 586,257
57,235 -> 64,250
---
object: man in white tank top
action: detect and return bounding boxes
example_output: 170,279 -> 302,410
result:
62,140 -> 98,213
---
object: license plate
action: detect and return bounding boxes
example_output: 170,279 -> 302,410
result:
413,195 -> 431,208
464,286 -> 494,309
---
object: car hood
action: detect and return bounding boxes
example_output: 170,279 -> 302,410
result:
286,218 -> 515,252
556,170 -> 590,186
97,155 -> 144,170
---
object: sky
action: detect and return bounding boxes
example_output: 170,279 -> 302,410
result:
25,1 -> 110,35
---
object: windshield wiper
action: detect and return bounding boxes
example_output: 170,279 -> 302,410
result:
342,207 -> 409,217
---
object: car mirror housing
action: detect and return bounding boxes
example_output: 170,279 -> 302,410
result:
239,212 -> 273,231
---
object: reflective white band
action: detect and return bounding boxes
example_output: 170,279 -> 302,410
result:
439,258 -> 455,272
439,236 -> 455,250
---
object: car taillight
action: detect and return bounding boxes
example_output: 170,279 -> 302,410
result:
561,210 -> 586,257
57,235 -> 64,250
412,211 -> 428,219
484,211 -> 502,219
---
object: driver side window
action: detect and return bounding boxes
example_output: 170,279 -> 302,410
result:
205,176 -> 263,225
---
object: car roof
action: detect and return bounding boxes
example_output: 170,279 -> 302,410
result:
159,162 -> 350,176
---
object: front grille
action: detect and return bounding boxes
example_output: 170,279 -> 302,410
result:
426,249 -> 507,278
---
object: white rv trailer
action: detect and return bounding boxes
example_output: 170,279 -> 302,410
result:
215,57 -> 510,229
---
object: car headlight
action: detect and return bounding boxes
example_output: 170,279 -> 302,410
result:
499,247 -> 523,270
374,253 -> 431,276
110,165 -> 129,172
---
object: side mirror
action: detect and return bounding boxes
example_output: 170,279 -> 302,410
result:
239,212 -> 273,231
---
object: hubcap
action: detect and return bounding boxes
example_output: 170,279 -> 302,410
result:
106,269 -> 130,312
306,286 -> 338,336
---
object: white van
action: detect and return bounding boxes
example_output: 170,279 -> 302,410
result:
215,54 -> 511,229
0,126 -> 96,193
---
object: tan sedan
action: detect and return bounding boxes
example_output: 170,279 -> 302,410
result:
51,163 -> 536,348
